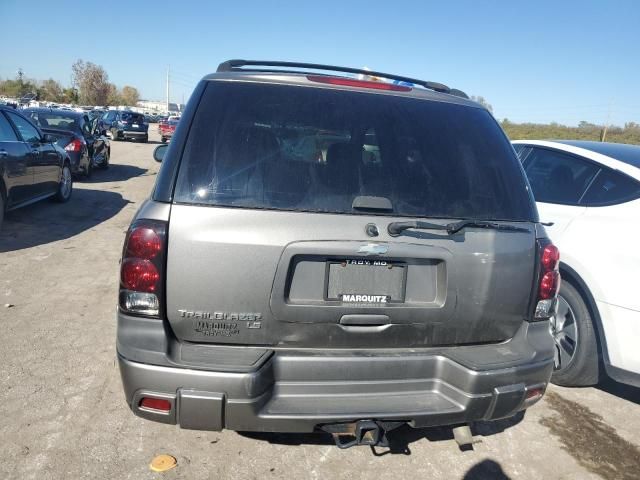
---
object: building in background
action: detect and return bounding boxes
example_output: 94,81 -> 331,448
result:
135,99 -> 184,115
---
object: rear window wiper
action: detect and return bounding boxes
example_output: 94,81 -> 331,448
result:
387,219 -> 530,236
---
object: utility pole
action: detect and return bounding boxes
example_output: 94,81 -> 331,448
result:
601,99 -> 613,142
166,66 -> 170,114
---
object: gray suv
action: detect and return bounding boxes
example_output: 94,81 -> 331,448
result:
117,60 -> 558,448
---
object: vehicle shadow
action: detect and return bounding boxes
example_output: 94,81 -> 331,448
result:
0,189 -> 130,252
237,413 -> 525,456
463,459 -> 511,479
83,164 -> 149,184
597,378 -> 640,405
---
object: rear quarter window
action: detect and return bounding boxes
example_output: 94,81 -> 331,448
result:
581,168 -> 640,206
523,147 -> 599,205
174,81 -> 536,221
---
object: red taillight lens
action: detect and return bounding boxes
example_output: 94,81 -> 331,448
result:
139,397 -> 171,412
539,270 -> 560,300
127,227 -> 162,259
121,258 -> 159,292
533,240 -> 561,319
306,75 -> 412,91
119,221 -> 166,317
541,244 -> 560,271
64,138 -> 83,152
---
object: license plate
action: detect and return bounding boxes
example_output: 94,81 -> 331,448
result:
132,123 -> 139,128
326,259 -> 406,303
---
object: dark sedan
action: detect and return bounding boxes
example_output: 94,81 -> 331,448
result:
0,107 -> 73,230
23,108 -> 110,177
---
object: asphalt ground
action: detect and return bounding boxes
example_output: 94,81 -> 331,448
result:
1,127 -> 639,479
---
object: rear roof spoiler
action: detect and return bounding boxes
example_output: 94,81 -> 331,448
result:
216,59 -> 469,99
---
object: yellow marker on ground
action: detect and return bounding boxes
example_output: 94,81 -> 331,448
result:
149,454 -> 177,472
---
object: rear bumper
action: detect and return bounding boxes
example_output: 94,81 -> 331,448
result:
67,152 -> 83,174
121,130 -> 148,139
117,317 -> 554,433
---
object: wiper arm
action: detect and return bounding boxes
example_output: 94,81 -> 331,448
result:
387,220 -> 448,236
445,220 -> 530,235
387,219 -> 529,236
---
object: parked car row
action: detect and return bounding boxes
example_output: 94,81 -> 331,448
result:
0,106 -> 73,230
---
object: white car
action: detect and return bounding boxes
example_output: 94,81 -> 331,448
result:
513,140 -> 640,387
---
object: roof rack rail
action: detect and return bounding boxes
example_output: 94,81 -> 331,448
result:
216,59 -> 468,98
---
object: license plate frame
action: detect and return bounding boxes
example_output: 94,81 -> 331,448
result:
324,259 -> 407,303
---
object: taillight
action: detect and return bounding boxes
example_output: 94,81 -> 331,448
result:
539,271 -> 560,300
119,220 -> 166,317
64,138 -> 84,152
306,75 -> 412,92
541,244 -> 560,271
121,259 -> 159,292
534,240 -> 561,319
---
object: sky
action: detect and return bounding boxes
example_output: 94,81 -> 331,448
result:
1,0 -> 639,126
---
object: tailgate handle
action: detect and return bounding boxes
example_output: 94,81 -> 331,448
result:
339,314 -> 390,326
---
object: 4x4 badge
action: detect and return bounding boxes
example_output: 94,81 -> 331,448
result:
357,243 -> 388,255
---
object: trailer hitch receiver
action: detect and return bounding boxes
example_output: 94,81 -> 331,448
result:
321,420 -> 403,449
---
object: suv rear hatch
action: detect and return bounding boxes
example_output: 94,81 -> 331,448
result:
121,112 -> 145,130
165,79 -> 538,349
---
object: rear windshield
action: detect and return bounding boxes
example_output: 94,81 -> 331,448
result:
26,111 -> 80,131
121,112 -> 144,122
174,81 -> 536,221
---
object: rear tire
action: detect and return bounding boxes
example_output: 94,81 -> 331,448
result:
0,191 -> 4,231
550,281 -> 601,387
141,136 -> 148,143
102,149 -> 110,169
85,158 -> 92,179
161,136 -> 167,143
111,129 -> 120,141
54,164 -> 73,203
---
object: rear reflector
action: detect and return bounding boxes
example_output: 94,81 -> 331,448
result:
139,397 -> 171,412
523,386 -> 546,407
306,75 -> 412,92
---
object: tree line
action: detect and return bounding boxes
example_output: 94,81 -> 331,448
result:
468,96 -> 640,145
0,60 -> 140,107
502,119 -> 640,146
